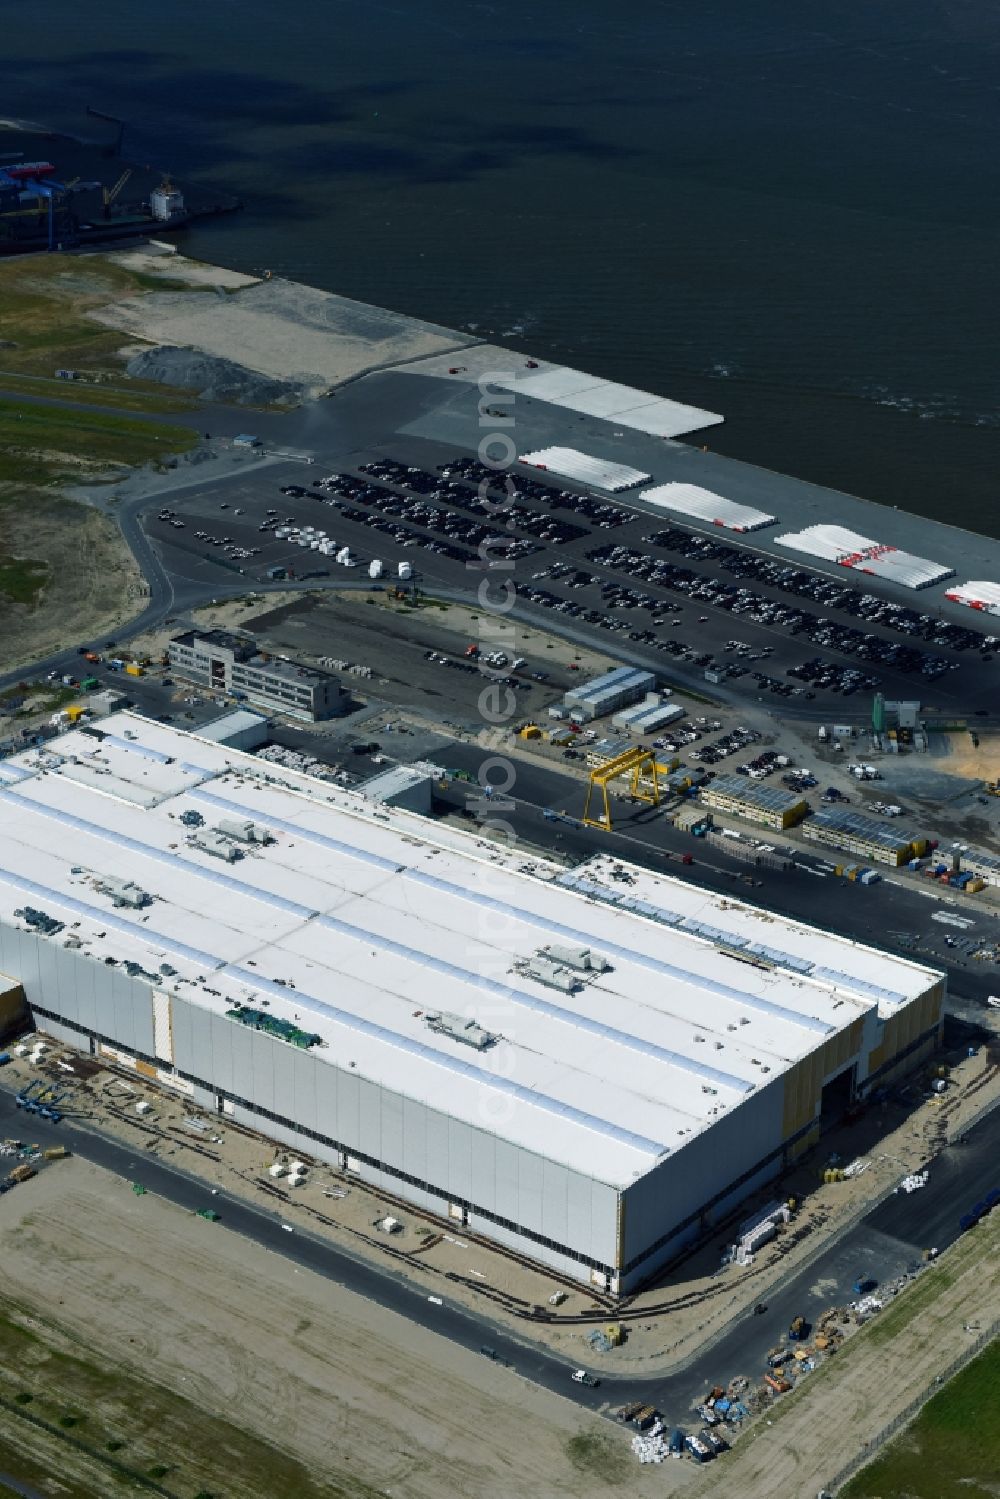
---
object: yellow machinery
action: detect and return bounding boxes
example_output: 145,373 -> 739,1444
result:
582,745 -> 661,832
985,780 -> 1000,798
102,167 -> 132,218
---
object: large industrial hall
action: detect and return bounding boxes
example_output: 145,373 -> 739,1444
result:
0,715 -> 944,1292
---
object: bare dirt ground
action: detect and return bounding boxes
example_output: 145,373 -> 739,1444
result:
89,276 -> 479,396
0,1159 -> 675,1499
0,496 -> 143,675
693,1205 -> 1000,1498
105,248 -> 260,290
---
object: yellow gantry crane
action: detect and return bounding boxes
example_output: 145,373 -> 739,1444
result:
582,745 -> 661,832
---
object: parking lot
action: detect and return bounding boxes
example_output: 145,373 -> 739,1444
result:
142,443 -> 1000,716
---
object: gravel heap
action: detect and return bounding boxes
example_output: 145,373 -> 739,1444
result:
125,345 -> 300,406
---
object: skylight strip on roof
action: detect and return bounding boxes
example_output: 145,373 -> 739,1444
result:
313,912 -> 752,1094
0,790 -> 317,921
0,867 -> 221,969
183,789 -> 832,1036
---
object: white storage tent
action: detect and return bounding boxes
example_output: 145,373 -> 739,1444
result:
518,447 -> 651,492
499,368 -> 722,438
640,482 -> 776,533
774,524 -> 953,591
944,581 -> 1000,618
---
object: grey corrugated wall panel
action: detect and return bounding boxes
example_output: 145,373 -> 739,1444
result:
291,1043 -> 318,1135
75,957 -> 99,1035
469,1128 -> 495,1212
621,1079 -> 783,1272
35,1015 -> 89,1051
170,994 -> 194,1072
208,1012 -> 236,1096
334,1067 -> 359,1143
425,1105 -> 450,1185
517,1148 -> 543,1229
380,1087 -> 404,1166
493,1137 -> 519,1222
566,1169 -> 595,1253
465,1211 -> 600,1286
92,983 -> 120,1045
542,1157 -> 569,1245
358,1076 -> 382,1160
269,1032 -> 295,1118
402,1094 -> 427,1181
446,1116 -> 473,1200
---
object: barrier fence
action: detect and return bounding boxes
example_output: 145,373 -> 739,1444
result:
825,1317 -> 1000,1495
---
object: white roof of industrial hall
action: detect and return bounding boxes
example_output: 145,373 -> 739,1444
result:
0,714 -> 940,1187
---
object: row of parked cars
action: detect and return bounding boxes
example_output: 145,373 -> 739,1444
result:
646,530 -> 963,680
437,456 -> 633,529
656,524 -> 993,654
689,725 -> 762,765
359,460 -> 590,545
584,541 -> 956,686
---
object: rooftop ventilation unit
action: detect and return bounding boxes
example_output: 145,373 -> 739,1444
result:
217,817 -> 274,845
188,831 -> 243,863
541,943 -> 611,974
226,1004 -> 321,1049
424,1010 -> 497,1051
94,875 -> 152,909
14,905 -> 64,936
527,955 -> 580,993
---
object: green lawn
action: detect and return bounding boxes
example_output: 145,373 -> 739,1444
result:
841,1335 -> 1000,1498
0,397 -> 198,486
0,555 -> 48,605
0,370 -> 197,414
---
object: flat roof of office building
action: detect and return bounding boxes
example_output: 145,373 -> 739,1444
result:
805,807 -> 919,852
704,775 -> 807,813
0,714 -> 940,1188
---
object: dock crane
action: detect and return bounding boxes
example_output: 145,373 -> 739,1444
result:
0,164 -> 101,250
86,106 -> 126,156
102,168 -> 133,219
582,745 -> 662,833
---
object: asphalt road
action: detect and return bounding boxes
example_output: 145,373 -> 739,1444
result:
432,745 -> 1000,1012
2,1087 -> 996,1427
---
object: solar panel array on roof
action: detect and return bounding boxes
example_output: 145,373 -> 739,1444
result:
640,482 -> 776,533
704,775 -> 805,814
805,807 -> 917,852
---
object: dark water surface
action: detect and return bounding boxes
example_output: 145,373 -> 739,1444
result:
3,2 -> 999,533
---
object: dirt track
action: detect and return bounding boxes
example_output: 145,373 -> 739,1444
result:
0,1160 -> 678,1499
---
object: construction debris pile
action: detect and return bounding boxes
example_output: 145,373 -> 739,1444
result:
631,1420 -> 669,1464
